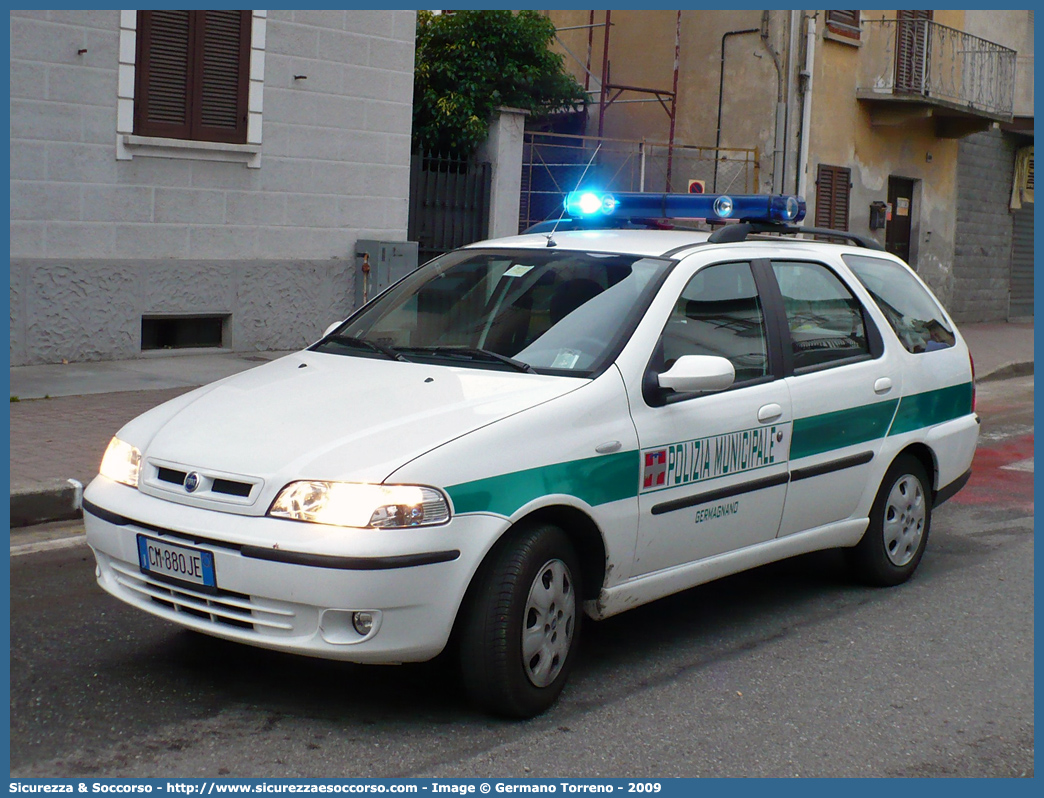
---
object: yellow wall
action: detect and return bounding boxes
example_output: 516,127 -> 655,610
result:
810,11 -> 967,302
547,10 -> 780,191
543,10 -> 1025,305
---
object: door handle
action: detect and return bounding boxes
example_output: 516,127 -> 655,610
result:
758,403 -> 783,423
874,377 -> 893,394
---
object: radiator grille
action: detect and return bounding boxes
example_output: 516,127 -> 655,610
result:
109,558 -> 295,633
149,463 -> 258,501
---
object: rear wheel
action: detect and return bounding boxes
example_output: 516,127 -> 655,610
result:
459,523 -> 581,718
848,454 -> 932,586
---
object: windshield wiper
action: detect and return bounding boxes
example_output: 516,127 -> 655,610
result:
322,335 -> 410,362
397,346 -> 536,374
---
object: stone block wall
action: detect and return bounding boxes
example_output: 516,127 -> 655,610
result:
951,127 -> 1018,323
10,10 -> 416,365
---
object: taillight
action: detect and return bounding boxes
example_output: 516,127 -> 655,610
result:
969,352 -> 976,412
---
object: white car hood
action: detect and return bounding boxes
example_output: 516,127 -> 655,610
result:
123,351 -> 582,488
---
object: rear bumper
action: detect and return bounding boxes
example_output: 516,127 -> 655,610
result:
924,412 -> 980,492
935,468 -> 972,507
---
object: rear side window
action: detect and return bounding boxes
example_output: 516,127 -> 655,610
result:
771,261 -> 870,371
842,254 -> 955,353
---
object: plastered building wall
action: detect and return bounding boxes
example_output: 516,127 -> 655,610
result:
10,10 -> 417,365
547,10 -> 781,193
808,11 -> 964,306
549,9 -> 1030,318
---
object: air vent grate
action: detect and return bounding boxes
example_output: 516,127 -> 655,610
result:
212,478 -> 253,498
157,466 -> 188,485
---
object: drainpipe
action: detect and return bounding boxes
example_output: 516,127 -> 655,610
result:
760,11 -> 787,194
796,14 -> 816,204
713,25 -> 761,192
785,10 -> 801,194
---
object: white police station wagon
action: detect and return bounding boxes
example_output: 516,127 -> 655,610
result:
84,191 -> 978,718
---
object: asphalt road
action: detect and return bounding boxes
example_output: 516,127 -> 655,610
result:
10,377 -> 1033,778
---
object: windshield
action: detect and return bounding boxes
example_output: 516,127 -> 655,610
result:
313,248 -> 673,376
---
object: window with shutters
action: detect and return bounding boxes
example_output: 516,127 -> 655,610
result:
134,10 -> 251,144
825,10 -> 861,40
814,164 -> 851,231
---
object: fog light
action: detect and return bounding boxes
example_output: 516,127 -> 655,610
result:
352,611 -> 375,636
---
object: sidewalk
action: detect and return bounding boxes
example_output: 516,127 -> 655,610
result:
7,322 -> 1034,529
9,350 -> 292,528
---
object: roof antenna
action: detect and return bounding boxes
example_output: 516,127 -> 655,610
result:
546,142 -> 603,248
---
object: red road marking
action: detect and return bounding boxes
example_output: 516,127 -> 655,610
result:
949,433 -> 1034,513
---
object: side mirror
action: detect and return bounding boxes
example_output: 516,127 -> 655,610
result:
322,321 -> 342,339
658,355 -> 735,394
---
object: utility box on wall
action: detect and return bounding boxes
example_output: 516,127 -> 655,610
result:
354,240 -> 419,307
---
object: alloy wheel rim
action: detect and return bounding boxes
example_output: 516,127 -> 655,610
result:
883,473 -> 926,567
521,559 -> 576,688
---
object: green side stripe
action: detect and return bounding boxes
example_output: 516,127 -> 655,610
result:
446,450 -> 639,516
887,382 -> 974,437
790,399 -> 899,460
445,383 -> 973,516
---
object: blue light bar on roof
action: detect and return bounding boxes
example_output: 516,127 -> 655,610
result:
563,191 -> 806,224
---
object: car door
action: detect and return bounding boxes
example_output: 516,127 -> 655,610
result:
625,259 -> 793,576
769,258 -> 902,538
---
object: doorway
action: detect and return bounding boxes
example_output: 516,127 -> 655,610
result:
886,176 -> 916,265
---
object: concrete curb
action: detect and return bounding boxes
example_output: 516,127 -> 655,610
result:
978,361 -> 1034,383
11,479 -> 83,528
11,534 -> 89,557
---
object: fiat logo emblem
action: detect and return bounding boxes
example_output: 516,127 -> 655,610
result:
184,472 -> 202,493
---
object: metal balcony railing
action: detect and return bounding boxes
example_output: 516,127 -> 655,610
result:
857,19 -> 1017,119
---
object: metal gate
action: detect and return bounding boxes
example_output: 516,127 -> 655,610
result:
408,152 -> 492,264
519,131 -> 759,232
1009,203 -> 1034,318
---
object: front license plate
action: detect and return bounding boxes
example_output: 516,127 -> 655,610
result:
137,534 -> 217,590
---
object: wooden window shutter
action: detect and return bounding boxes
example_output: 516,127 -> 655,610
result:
135,10 -> 250,144
195,11 -> 251,143
135,10 -> 193,139
815,164 -> 851,231
826,11 -> 861,39
895,10 -> 932,95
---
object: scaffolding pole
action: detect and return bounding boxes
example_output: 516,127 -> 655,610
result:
595,10 -> 680,187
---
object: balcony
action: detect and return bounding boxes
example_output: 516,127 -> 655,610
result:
856,19 -> 1017,137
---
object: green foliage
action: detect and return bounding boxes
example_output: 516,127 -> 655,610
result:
413,10 -> 587,157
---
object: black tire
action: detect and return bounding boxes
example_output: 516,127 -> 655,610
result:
459,523 -> 581,718
848,454 -> 933,586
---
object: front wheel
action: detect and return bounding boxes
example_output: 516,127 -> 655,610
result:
848,454 -> 932,586
459,523 -> 581,718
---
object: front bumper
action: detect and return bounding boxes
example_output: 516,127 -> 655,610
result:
83,477 -> 505,663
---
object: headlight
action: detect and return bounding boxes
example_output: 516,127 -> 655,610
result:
268,482 -> 451,529
99,437 -> 142,488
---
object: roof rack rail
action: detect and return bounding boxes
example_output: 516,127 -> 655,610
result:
706,222 -> 885,251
